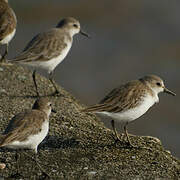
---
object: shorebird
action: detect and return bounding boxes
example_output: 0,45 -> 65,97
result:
82,75 -> 176,147
0,98 -> 55,176
9,17 -> 89,96
0,98 -> 53,153
0,0 -> 17,61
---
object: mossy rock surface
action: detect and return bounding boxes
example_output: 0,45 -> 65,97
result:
0,65 -> 179,179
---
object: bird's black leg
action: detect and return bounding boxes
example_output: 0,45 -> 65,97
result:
111,120 -> 121,142
13,150 -> 22,178
15,150 -> 20,173
124,122 -> 131,145
32,70 -> 40,97
124,122 -> 137,148
49,71 -> 60,95
0,44 -> 8,62
23,150 -> 50,178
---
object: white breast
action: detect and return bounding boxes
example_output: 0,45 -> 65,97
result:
0,29 -> 16,45
22,41 -> 72,73
96,94 -> 158,123
6,121 -> 49,153
42,41 -> 72,73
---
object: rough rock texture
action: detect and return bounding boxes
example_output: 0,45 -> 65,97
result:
0,65 -> 179,180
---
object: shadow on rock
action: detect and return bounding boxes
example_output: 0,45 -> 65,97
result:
39,135 -> 80,150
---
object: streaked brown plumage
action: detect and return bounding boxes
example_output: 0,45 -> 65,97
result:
1,110 -> 47,146
82,75 -> 176,147
0,98 -> 52,153
11,29 -> 69,63
8,17 -> 89,96
0,0 -> 16,60
82,80 -> 154,113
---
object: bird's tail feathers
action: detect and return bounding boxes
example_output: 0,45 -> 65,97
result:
0,135 -> 6,147
81,104 -> 108,113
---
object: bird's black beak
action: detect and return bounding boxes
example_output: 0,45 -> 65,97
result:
80,30 -> 90,38
51,109 -> 57,113
164,87 -> 176,96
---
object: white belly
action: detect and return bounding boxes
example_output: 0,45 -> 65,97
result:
6,121 -> 49,153
21,42 -> 72,73
96,95 -> 158,123
0,29 -> 16,44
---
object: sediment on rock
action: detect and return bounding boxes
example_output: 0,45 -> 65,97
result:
0,65 -> 179,179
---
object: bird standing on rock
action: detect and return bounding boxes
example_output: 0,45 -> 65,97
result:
82,75 -> 176,147
8,17 -> 89,96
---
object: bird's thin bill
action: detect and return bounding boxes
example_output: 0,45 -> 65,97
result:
52,109 -> 57,113
164,87 -> 176,96
80,30 -> 90,38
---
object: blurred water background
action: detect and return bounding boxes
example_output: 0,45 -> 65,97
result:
5,0 -> 180,157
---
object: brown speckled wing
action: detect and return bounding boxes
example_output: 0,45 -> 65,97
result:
0,2 -> 16,40
0,109 -> 48,146
11,29 -> 70,62
82,80 -> 151,113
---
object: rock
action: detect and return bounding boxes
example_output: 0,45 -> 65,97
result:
0,65 -> 179,179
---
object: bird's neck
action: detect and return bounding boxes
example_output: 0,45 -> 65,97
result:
38,108 -> 51,118
147,85 -> 159,103
63,27 -> 78,37
141,80 -> 159,103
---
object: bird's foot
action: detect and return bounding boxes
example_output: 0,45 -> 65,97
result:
23,151 -> 51,178
36,92 -> 40,97
111,133 -> 121,144
125,140 -> 152,151
0,57 -> 7,63
51,89 -> 62,96
125,141 -> 139,149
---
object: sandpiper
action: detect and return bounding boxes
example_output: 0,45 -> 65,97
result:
0,0 -> 17,61
0,98 -> 53,153
8,17 -> 89,96
82,75 -> 176,147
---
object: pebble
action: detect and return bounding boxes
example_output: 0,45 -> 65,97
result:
131,156 -> 136,159
87,171 -> 97,175
0,163 -> 6,170
0,89 -> 6,93
17,75 -> 27,81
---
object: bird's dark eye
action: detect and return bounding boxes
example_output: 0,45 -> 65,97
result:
49,103 -> 52,106
73,24 -> 78,28
156,82 -> 161,86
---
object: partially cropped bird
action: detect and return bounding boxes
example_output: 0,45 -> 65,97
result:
9,17 -> 89,96
0,0 -> 17,61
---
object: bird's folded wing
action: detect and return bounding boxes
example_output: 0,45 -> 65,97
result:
82,81 -> 146,113
9,30 -> 67,62
0,110 -> 47,147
